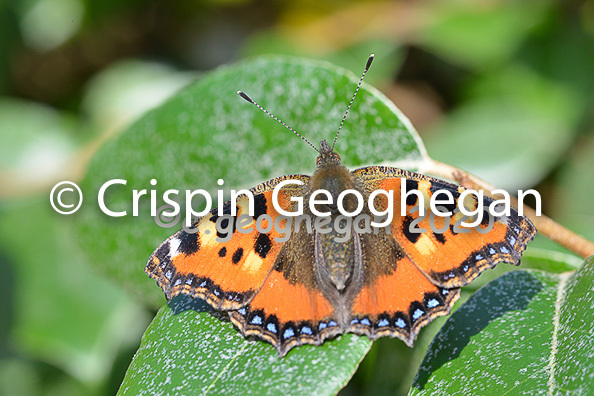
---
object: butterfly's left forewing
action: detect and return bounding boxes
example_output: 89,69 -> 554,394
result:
146,175 -> 310,310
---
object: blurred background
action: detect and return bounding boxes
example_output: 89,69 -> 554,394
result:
1,0 -> 593,395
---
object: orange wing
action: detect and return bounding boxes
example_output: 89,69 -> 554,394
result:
229,269 -> 339,357
353,166 -> 537,288
350,255 -> 460,346
343,165 -> 535,345
146,175 -> 309,310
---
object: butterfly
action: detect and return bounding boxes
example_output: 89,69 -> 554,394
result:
145,54 -> 537,357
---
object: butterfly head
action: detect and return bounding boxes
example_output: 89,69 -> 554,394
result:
316,139 -> 342,168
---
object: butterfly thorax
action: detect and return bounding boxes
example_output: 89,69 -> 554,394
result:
308,141 -> 366,320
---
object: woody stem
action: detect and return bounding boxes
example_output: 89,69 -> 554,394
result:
424,159 -> 594,259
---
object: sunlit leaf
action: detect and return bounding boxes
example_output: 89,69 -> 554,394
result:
411,256 -> 593,395
118,296 -> 371,395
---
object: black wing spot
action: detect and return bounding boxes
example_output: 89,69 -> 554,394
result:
213,215 -> 236,239
402,216 -> 420,244
210,201 -> 236,225
209,200 -> 238,239
178,231 -> 200,255
449,223 -> 458,236
232,248 -> 244,265
218,247 -> 227,257
430,182 -> 460,216
405,179 -> 419,206
254,233 -> 272,259
480,210 -> 492,227
434,232 -> 446,244
211,200 -> 233,217
253,194 -> 268,220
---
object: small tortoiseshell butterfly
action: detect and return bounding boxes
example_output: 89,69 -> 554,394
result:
146,55 -> 536,356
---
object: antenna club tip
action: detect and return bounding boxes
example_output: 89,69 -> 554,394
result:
366,54 -> 375,70
237,90 -> 254,104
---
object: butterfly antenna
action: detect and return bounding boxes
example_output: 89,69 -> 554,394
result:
237,90 -> 320,153
331,53 -> 374,151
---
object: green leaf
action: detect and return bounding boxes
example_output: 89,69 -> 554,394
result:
82,59 -> 196,134
118,296 -> 372,395
74,55 -> 427,307
459,248 -> 582,294
552,257 -> 594,393
241,35 -> 404,87
411,256 -> 594,395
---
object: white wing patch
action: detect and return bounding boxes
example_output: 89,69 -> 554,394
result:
169,237 -> 181,259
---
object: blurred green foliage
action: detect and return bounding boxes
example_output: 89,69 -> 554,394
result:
1,0 -> 593,395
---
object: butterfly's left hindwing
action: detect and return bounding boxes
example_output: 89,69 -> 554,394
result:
229,269 -> 339,357
145,175 -> 310,310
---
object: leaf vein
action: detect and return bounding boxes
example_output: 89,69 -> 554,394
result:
547,271 -> 572,396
